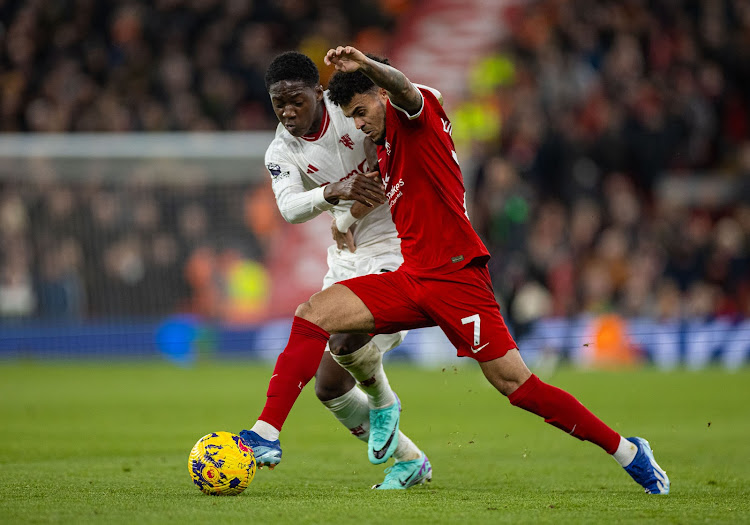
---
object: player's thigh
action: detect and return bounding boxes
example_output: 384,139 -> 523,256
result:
298,283 -> 376,333
423,265 -> 517,362
340,270 -> 434,335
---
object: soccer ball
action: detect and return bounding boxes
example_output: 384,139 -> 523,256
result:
188,431 -> 256,495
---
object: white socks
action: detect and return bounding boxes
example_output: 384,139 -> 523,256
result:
322,386 -> 421,462
393,431 -> 421,462
331,341 -> 396,409
251,420 -> 280,442
321,385 -> 371,441
612,436 -> 638,467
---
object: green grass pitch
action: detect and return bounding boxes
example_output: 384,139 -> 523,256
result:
1,361 -> 748,524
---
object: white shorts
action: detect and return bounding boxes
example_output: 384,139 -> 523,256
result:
323,244 -> 407,354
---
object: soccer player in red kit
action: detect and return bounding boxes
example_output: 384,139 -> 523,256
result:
241,46 -> 670,494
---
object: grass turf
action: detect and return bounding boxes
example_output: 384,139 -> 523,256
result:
0,362 -> 748,524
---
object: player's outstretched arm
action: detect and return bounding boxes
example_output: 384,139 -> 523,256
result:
324,45 -> 422,115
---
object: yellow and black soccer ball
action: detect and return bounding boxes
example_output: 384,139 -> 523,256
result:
188,431 -> 256,495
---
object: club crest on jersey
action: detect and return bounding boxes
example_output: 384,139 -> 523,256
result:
266,163 -> 290,181
385,141 -> 391,155
339,134 -> 355,150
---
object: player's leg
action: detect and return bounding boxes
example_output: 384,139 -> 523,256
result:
479,351 -> 669,494
366,332 -> 431,489
315,335 -> 365,401
327,334 -> 395,408
316,334 -> 429,488
426,262 -> 669,494
328,334 -> 400,464
313,251 -> 402,460
333,331 -> 430,469
315,335 -> 372,443
333,272 -> 437,469
241,283 -> 376,467
243,270 -> 432,469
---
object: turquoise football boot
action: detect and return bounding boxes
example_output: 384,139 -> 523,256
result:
368,394 -> 401,464
372,452 -> 432,490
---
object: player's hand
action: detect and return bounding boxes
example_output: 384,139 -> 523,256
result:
325,171 -> 385,207
324,46 -> 367,72
331,218 -> 356,252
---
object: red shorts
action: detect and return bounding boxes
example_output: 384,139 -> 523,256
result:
340,260 -> 517,362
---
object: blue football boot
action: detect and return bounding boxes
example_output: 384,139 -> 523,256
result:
238,429 -> 282,469
623,437 -> 670,494
372,452 -> 432,490
368,394 -> 401,464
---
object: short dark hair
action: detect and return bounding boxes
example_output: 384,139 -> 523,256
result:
265,51 -> 319,90
327,55 -> 389,107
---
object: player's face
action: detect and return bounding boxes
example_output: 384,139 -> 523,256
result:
342,89 -> 388,145
268,80 -> 324,137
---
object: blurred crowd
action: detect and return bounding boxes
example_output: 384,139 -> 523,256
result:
467,0 -> 750,332
0,0 -> 403,321
0,0 -> 403,132
0,167 -> 275,319
1,0 -> 749,329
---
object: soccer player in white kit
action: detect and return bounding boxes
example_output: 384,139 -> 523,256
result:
239,51 -> 431,489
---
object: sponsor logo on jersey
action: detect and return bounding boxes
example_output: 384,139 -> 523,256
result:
266,163 -> 290,181
339,134 -> 355,150
306,164 -> 319,174
386,179 -> 405,209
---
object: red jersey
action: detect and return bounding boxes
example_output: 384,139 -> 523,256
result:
377,87 -> 489,275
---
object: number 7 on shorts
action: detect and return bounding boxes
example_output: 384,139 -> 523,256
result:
461,314 -> 489,353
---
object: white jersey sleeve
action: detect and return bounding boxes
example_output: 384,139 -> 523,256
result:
264,134 -> 335,224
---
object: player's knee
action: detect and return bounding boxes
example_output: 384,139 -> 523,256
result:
294,301 -> 311,319
479,351 -> 532,396
295,291 -> 332,328
328,336 -> 356,356
314,375 -> 355,402
294,299 -> 319,323
494,378 -> 526,397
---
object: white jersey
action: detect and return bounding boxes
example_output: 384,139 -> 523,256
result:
264,91 -> 400,256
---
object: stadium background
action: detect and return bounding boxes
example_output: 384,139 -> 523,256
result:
0,0 -> 748,369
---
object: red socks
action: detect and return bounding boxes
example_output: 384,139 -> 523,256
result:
259,316 -> 330,431
508,374 -> 620,454
259,322 -> 621,456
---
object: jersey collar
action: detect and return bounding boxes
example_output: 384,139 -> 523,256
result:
301,102 -> 330,142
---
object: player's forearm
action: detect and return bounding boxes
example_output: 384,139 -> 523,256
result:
359,58 -> 421,114
276,185 -> 334,224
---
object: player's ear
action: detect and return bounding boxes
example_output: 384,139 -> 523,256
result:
315,85 -> 325,101
378,87 -> 388,100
